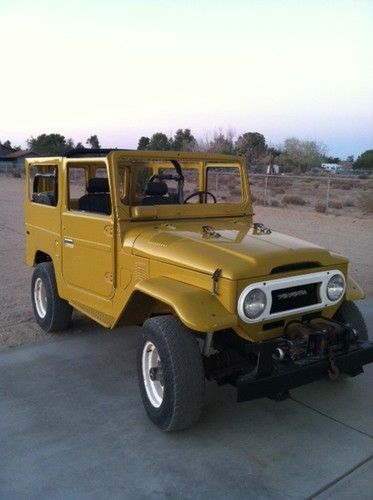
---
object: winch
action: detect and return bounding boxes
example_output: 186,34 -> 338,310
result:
204,317 -> 373,402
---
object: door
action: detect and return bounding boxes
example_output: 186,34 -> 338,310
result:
61,162 -> 115,299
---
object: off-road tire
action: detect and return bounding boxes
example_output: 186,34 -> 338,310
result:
31,262 -> 73,332
137,315 -> 205,431
334,300 -> 368,341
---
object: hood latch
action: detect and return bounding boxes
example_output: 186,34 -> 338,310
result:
202,225 -> 221,238
212,268 -> 222,296
253,222 -> 272,235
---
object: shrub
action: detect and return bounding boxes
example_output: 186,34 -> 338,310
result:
328,199 -> 343,209
343,196 -> 355,207
359,193 -> 373,213
271,186 -> 286,195
315,202 -> 326,213
271,199 -> 281,207
280,178 -> 293,188
339,182 -> 354,191
282,194 -> 306,206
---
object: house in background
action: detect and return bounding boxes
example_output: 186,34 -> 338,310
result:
0,145 -> 37,173
0,144 -> 16,157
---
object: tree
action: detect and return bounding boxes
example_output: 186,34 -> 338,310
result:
66,138 -> 75,150
137,136 -> 150,150
278,137 -> 326,171
147,132 -> 171,150
86,135 -> 100,149
347,155 -> 354,162
207,130 -> 235,154
1,139 -> 13,149
354,150 -> 373,170
27,133 -> 71,155
234,132 -> 267,165
76,142 -> 85,149
325,156 -> 340,164
171,129 -> 197,151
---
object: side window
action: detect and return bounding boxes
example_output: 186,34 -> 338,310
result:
94,167 -> 107,178
67,164 -> 111,215
30,164 -> 58,207
206,167 -> 242,203
132,166 -> 153,204
68,167 -> 86,209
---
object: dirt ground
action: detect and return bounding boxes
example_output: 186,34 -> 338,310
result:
1,176 -> 372,349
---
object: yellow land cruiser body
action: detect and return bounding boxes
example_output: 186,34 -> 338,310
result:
25,149 -> 372,430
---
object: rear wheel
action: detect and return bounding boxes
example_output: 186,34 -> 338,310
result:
31,262 -> 72,332
334,300 -> 368,340
137,315 -> 205,431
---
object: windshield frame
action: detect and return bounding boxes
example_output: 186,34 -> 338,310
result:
110,151 -> 252,221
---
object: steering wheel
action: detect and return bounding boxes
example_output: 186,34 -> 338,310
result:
184,191 -> 217,204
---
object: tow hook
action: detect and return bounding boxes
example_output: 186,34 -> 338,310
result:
328,349 -> 340,381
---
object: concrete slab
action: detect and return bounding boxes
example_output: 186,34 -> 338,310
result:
0,302 -> 372,499
314,457 -> 373,500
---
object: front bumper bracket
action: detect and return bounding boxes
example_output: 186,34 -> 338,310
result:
236,341 -> 373,402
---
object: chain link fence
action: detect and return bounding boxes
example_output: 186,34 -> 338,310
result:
249,173 -> 373,217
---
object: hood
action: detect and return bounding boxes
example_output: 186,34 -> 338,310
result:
132,219 -> 347,280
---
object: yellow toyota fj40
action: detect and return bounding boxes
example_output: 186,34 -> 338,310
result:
25,149 -> 373,430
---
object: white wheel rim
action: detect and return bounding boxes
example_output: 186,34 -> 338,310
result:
34,277 -> 47,318
142,341 -> 164,408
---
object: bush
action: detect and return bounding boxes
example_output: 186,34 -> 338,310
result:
315,202 -> 326,213
271,186 -> 286,195
280,178 -> 293,188
328,199 -> 343,209
282,194 -> 306,206
330,179 -> 356,190
271,199 -> 281,207
359,193 -> 373,213
254,197 -> 265,205
343,196 -> 355,207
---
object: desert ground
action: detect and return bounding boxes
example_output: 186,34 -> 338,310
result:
0,176 -> 372,348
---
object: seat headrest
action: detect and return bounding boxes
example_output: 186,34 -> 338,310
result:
145,181 -> 168,196
87,177 -> 109,193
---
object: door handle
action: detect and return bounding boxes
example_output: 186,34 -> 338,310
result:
64,237 -> 74,247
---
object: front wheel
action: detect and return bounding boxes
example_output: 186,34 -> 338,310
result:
31,262 -> 73,332
137,315 -> 205,431
334,300 -> 368,340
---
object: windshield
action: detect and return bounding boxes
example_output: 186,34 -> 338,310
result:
117,159 -> 243,206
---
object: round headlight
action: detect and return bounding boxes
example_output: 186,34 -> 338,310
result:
243,288 -> 267,319
327,274 -> 345,301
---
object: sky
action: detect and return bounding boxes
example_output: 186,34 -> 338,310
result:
1,0 -> 372,158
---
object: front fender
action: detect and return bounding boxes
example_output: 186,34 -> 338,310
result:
135,277 -> 237,332
345,277 -> 365,301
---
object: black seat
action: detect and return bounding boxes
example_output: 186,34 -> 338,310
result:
142,181 -> 174,205
78,178 -> 111,215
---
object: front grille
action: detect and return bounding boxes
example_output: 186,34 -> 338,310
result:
270,283 -> 320,314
